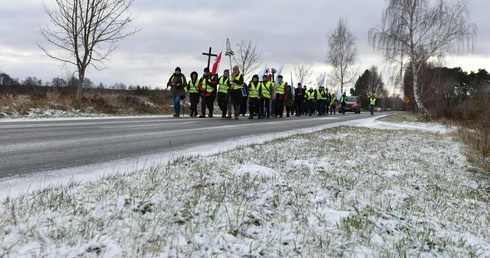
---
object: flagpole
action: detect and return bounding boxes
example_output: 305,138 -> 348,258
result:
225,38 -> 235,106
225,38 -> 234,76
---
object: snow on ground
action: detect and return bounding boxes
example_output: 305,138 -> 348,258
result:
0,114 -> 489,257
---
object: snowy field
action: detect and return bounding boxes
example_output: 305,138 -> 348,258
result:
1,113 -> 489,257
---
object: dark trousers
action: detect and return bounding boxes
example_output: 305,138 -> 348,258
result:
249,97 -> 260,117
261,98 -> 271,118
240,96 -> 248,115
189,93 -> 200,116
200,94 -> 215,116
274,95 -> 284,117
229,89 -> 243,116
294,100 -> 304,116
217,92 -> 228,116
317,100 -> 326,115
286,105 -> 292,116
307,100 -> 316,115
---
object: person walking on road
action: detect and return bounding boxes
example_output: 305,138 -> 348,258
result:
285,83 -> 294,117
217,69 -> 230,118
274,75 -> 286,118
340,92 -> 347,115
247,74 -> 261,119
316,86 -> 328,116
198,67 -> 218,118
294,83 -> 305,117
329,93 -> 337,115
260,75 -> 272,118
167,67 -> 187,117
306,87 -> 317,116
369,95 -> 377,115
187,71 -> 200,117
227,65 -> 244,119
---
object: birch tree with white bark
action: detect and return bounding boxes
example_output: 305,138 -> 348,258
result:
368,0 -> 476,120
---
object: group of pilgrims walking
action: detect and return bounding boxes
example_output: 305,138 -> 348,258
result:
167,66 -> 348,119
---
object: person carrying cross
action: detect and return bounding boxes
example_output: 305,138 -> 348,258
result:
198,67 -> 218,118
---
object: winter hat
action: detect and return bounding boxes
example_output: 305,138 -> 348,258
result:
224,69 -> 229,74
175,67 -> 181,72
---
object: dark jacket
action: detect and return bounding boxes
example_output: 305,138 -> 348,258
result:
167,73 -> 187,97
294,87 -> 304,103
285,85 -> 294,106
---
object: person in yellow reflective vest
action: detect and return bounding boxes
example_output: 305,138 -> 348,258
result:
187,71 -> 200,117
316,86 -> 328,116
260,75 -> 272,118
274,75 -> 287,118
305,87 -> 317,116
217,69 -> 230,118
227,65 -> 244,119
329,93 -> 337,115
369,95 -> 377,115
339,92 -> 347,115
198,67 -> 218,118
247,74 -> 261,119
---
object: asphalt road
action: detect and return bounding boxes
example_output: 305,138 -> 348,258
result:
0,112 -> 377,179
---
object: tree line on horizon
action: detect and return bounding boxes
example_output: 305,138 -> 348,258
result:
0,71 -> 157,91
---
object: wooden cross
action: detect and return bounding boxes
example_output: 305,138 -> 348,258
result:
202,47 -> 218,69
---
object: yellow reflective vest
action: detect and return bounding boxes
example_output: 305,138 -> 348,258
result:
230,73 -> 243,89
275,81 -> 286,95
218,76 -> 229,93
306,90 -> 316,100
317,89 -> 328,100
248,81 -> 261,98
370,97 -> 377,105
261,81 -> 272,99
188,80 -> 199,93
199,77 -> 214,93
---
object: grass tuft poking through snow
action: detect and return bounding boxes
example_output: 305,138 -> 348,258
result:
1,119 -> 489,257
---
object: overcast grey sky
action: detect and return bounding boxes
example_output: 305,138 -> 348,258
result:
1,0 -> 488,91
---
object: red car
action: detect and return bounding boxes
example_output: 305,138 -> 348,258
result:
338,96 -> 361,113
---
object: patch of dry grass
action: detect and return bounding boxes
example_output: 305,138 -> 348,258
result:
0,90 -> 171,117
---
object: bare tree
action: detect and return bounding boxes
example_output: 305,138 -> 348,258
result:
39,0 -> 138,103
294,64 -> 314,86
232,40 -> 263,82
327,18 -> 358,94
368,0 -> 476,120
